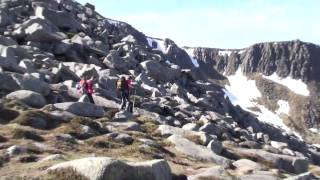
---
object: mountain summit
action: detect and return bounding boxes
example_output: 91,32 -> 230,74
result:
0,0 -> 319,179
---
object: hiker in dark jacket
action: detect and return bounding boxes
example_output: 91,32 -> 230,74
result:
117,76 -> 130,110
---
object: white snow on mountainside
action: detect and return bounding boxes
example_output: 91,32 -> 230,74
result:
276,100 -> 290,115
224,68 -> 261,109
218,50 -> 233,56
146,37 -> 169,54
263,73 -> 310,96
183,48 -> 200,68
223,68 -> 300,137
146,38 -> 200,68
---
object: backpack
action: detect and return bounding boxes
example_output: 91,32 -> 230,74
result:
77,79 -> 86,94
78,79 -> 94,94
117,78 -> 127,90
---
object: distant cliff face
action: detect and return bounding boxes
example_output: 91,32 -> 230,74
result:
193,41 -> 320,83
191,41 -> 320,142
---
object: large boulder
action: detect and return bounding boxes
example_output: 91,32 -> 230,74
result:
6,90 -> 46,108
103,50 -> 128,72
157,125 -> 213,145
227,147 -> 309,174
71,33 -> 108,56
284,172 -> 318,180
0,10 -> 10,28
51,63 -> 80,82
106,122 -> 142,132
92,95 -> 119,109
48,157 -> 172,180
0,72 -> 20,92
168,134 -> 231,165
31,0 -> 59,10
188,166 -> 233,180
0,44 -> 15,59
232,159 -> 264,174
237,171 -> 279,180
207,139 -> 223,155
0,36 -> 17,46
13,17 -> 66,43
0,99 -> 3,111
19,59 -> 36,73
182,123 -> 199,131
11,73 -> 51,96
35,6 -> 83,32
199,122 -> 225,137
62,62 -> 100,79
140,60 -> 180,82
52,40 -> 72,55
113,110 -> 135,122
53,102 -> 104,117
135,108 -> 167,124
0,56 -> 26,74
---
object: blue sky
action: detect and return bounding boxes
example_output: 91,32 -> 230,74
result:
77,0 -> 320,48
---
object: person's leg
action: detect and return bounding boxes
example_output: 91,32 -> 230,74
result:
120,91 -> 127,110
88,93 -> 95,104
125,90 -> 131,111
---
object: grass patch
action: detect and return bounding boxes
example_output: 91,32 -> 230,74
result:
12,110 -> 62,130
309,165 -> 320,177
26,144 -> 43,155
0,154 -> 10,167
0,134 -> 8,142
12,128 -> 44,142
3,99 -> 31,111
184,134 -> 203,145
43,168 -> 89,180
85,136 -> 123,149
0,108 -> 20,124
137,115 -> 160,135
71,117 -> 106,133
104,108 -> 119,119
18,155 -> 38,163
195,120 -> 204,127
54,123 -> 82,140
54,117 -> 106,140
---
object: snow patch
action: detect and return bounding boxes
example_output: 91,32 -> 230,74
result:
146,37 -> 154,48
107,19 -> 122,26
263,73 -> 309,96
223,68 -> 261,109
256,105 -> 291,131
276,100 -> 290,115
309,128 -> 320,134
223,68 -> 302,139
219,50 -> 233,56
146,37 -> 169,54
238,50 -> 246,54
35,6 -> 45,19
184,48 -> 200,68
165,60 -> 172,65
313,144 -> 320,149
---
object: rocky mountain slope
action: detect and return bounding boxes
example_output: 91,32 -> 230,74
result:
188,41 -> 320,144
0,0 -> 320,179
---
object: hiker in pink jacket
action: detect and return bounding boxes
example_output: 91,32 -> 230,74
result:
77,77 -> 95,104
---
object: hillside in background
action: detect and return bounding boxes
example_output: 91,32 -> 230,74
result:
0,0 -> 319,179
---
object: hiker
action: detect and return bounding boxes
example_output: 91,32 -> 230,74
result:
117,76 -> 130,111
77,76 -> 95,104
127,76 -> 135,92
126,76 -> 136,113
